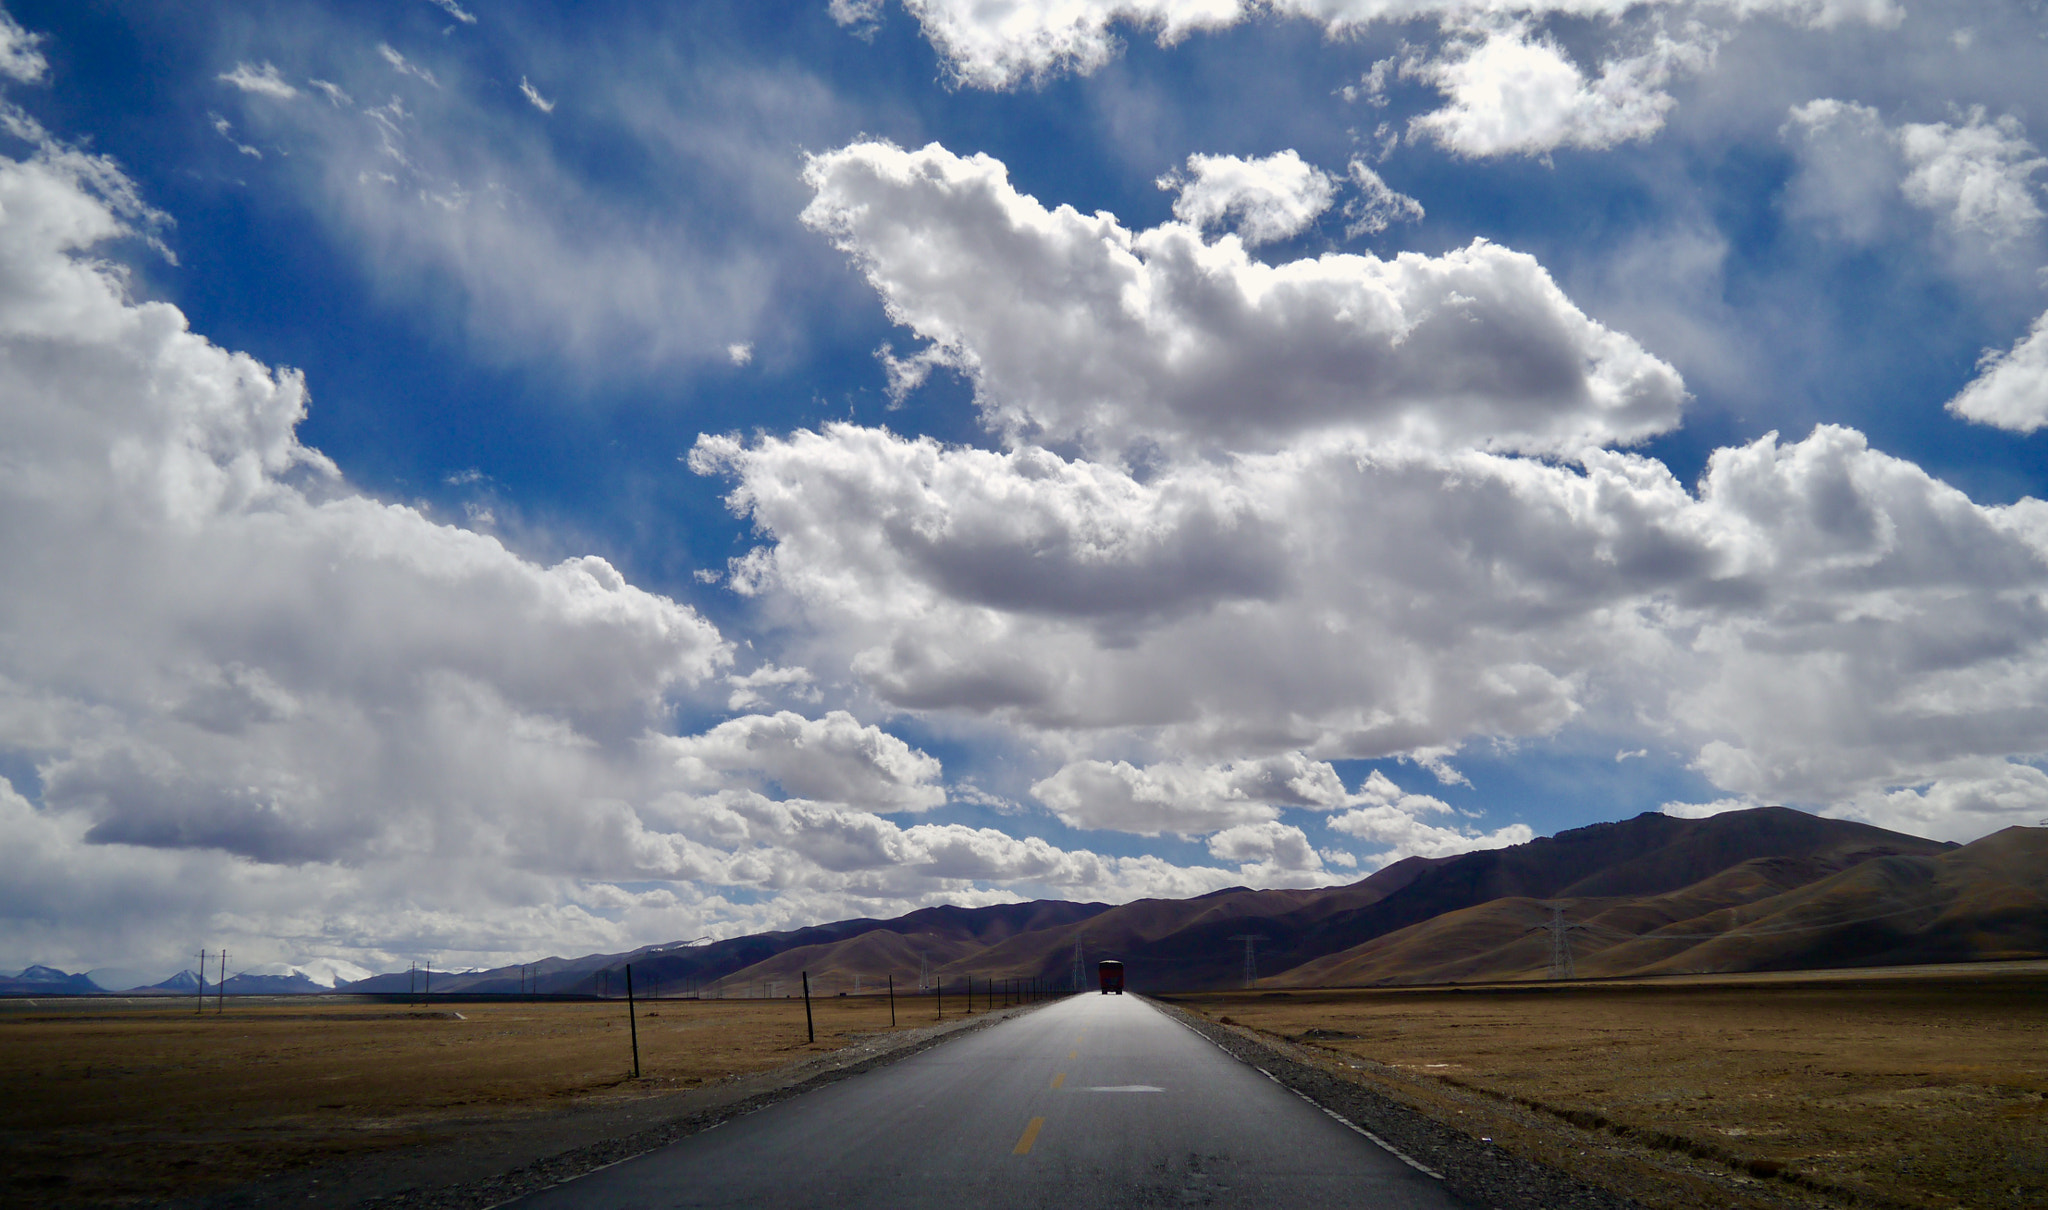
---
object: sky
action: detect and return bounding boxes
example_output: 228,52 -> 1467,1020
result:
1,0 -> 2046,987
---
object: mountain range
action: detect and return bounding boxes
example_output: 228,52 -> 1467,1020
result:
7,808 -> 2041,998
335,807 -> 2043,997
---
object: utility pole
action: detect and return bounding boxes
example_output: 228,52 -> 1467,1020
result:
802,971 -> 814,1043
196,950 -> 206,1015
1071,940 -> 1084,993
217,950 -> 227,1013
1227,935 -> 1267,989
625,964 -> 640,1078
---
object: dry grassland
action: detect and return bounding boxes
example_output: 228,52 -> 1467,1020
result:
0,992 -> 933,1206
1164,963 -> 2048,1210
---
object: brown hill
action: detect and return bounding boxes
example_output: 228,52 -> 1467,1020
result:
1272,825 -> 2048,986
342,807 -> 2024,997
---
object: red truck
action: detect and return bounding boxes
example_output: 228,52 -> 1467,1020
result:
1097,959 -> 1124,995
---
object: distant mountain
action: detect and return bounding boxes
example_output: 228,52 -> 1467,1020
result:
1272,824 -> 2047,985
218,970 -> 328,995
0,964 -> 101,995
331,808 -> 2038,997
145,969 -> 203,993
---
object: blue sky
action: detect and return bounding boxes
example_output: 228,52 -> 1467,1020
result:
2,0 -> 2046,985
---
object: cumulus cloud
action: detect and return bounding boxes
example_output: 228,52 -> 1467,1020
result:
880,0 -> 1893,90
1327,772 -> 1534,858
1206,820 -> 1329,882
218,62 -> 299,100
0,9 -> 43,84
801,139 -> 1685,458
1947,310 -> 2048,434
0,117 -> 1345,978
712,144 -> 2048,844
1159,150 -> 1335,246
1895,107 -> 2046,243
1784,100 -> 2046,245
1031,751 -> 1359,835
1405,22 -> 1712,158
659,711 -> 947,813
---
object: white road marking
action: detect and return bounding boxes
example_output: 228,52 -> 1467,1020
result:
1084,1085 -> 1164,1092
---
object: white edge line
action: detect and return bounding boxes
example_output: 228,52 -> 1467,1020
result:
1174,1015 -> 1444,1181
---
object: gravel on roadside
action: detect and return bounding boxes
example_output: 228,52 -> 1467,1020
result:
1150,999 -> 1651,1210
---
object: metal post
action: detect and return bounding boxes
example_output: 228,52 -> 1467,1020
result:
196,950 -> 205,1015
888,975 -> 896,1027
802,971 -> 815,1043
626,963 -> 640,1079
217,950 -> 227,1014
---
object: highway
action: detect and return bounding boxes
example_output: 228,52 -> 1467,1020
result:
510,992 -> 1470,1208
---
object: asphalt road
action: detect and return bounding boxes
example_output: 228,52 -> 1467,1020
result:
509,992 -> 1470,1209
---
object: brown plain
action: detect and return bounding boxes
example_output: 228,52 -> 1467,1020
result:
0,993 -> 926,1207
1164,962 -> 2048,1210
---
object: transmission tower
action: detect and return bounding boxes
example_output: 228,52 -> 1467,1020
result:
1528,904 -> 1593,978
918,951 -> 930,993
1071,939 -> 1085,992
1227,935 -> 1268,989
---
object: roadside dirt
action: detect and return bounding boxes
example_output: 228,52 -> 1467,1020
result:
1157,962 -> 2048,1210
0,991 -> 1003,1207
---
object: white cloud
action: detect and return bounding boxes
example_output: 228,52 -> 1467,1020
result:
829,0 -> 887,32
801,139 -> 1685,458
218,62 -> 299,101
379,44 -> 440,88
1784,100 -> 2047,245
1896,107 -> 2046,243
1780,98 -> 1899,243
519,76 -> 556,113
659,711 -> 947,813
728,341 -> 755,365
1660,796 -> 1755,818
0,128 -> 1318,974
1326,769 -> 1534,857
308,78 -> 353,108
1031,751 -> 1358,835
1206,820 -> 1330,882
700,404 -> 2048,852
0,9 -> 44,84
427,0 -> 479,25
210,31 -> 853,377
1947,310 -> 2048,434
1342,158 -> 1424,237
1406,22 -> 1712,158
1159,150 -> 1335,246
879,0 -> 1892,91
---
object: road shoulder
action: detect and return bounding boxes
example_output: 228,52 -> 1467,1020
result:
1150,998 -> 1652,1210
182,1001 -> 1050,1210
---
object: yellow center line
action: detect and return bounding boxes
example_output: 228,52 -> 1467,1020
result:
1050,1072 -> 1066,1089
1067,1049 -> 1078,1061
1013,1116 -> 1045,1155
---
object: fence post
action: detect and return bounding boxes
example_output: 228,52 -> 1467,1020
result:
626,963 -> 640,1079
888,974 -> 896,1027
802,970 -> 815,1043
